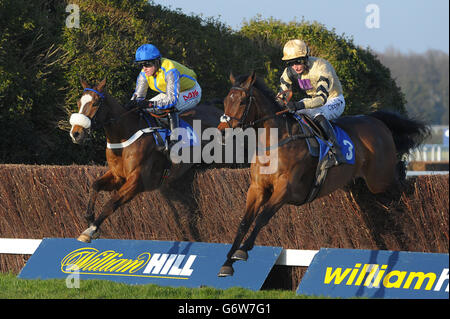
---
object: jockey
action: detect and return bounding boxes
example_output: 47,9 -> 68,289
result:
131,43 -> 201,150
278,39 -> 346,165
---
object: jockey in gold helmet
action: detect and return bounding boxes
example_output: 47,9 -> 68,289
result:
278,39 -> 346,165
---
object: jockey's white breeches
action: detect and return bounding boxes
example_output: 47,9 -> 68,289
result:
150,82 -> 202,113
296,94 -> 345,120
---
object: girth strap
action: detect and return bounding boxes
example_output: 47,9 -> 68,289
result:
106,127 -> 162,149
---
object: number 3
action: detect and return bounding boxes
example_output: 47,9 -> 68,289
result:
343,140 -> 353,160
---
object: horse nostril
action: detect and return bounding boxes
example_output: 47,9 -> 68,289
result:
73,132 -> 80,139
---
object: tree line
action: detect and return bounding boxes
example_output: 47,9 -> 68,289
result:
1,0 -> 406,164
378,48 -> 449,125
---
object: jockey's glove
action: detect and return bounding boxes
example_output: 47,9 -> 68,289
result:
137,99 -> 152,109
287,101 -> 305,112
125,99 -> 151,110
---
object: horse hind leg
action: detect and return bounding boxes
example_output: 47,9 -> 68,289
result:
363,153 -> 397,194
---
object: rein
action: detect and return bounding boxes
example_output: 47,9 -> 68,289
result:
84,88 -> 142,128
221,85 -> 315,151
220,86 -> 295,129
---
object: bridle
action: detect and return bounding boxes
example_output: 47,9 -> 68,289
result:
219,83 -> 314,151
84,88 -> 108,130
69,88 -> 105,130
70,88 -> 139,130
220,86 -> 255,129
220,85 -> 291,130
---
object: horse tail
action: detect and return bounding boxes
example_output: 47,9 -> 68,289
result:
369,110 -> 430,157
368,110 -> 430,179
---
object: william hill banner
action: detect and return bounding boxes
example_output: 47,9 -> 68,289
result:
18,238 -> 282,290
297,248 -> 449,299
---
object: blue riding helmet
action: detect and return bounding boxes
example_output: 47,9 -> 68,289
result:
135,44 -> 161,62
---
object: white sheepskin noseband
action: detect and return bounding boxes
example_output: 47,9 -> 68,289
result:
70,113 -> 92,129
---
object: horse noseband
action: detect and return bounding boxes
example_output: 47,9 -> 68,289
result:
220,114 -> 231,123
221,86 -> 255,129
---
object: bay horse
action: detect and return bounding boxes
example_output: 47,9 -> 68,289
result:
69,79 -> 222,242
216,71 -> 429,276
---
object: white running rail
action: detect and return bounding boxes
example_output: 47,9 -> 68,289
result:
0,238 -> 318,267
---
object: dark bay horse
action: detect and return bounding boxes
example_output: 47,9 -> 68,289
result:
69,79 -> 222,242
216,71 -> 429,276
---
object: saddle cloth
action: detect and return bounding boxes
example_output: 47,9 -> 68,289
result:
142,112 -> 199,148
292,113 -> 355,164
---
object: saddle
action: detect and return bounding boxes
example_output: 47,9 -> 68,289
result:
290,113 -> 355,204
292,113 -> 323,157
140,111 -> 170,148
140,109 -> 199,150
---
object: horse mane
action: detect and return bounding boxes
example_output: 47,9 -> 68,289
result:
234,74 -> 283,111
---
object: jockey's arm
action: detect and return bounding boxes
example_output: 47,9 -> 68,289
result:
301,73 -> 332,109
131,72 -> 148,101
279,68 -> 293,93
152,70 -> 180,110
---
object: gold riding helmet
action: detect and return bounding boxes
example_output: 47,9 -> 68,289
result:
282,39 -> 310,61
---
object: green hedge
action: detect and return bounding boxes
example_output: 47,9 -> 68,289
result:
0,0 -> 406,164
239,17 -> 406,115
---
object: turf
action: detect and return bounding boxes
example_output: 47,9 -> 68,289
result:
0,273 -> 313,299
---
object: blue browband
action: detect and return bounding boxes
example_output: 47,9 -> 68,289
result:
84,88 -> 105,99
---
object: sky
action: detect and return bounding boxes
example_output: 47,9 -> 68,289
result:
151,0 -> 449,54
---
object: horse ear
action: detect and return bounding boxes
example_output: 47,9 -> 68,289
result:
229,72 -> 235,85
96,78 -> 106,92
80,78 -> 89,89
242,70 -> 256,90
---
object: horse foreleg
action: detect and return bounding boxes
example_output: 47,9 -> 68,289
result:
218,185 -> 268,277
78,172 -> 141,243
236,176 -> 289,259
85,170 -> 121,224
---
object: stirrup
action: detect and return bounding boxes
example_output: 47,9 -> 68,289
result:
329,146 -> 346,167
154,139 -> 167,153
160,139 -> 177,162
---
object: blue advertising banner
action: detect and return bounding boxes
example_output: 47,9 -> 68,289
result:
297,248 -> 449,299
18,238 -> 282,291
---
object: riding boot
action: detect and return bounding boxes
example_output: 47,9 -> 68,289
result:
166,111 -> 179,152
169,111 -> 180,133
314,114 -> 347,166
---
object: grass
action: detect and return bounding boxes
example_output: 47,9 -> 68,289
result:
0,273 -> 312,299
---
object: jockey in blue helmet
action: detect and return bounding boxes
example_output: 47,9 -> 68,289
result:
131,44 -> 201,151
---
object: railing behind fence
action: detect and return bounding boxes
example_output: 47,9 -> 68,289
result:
408,144 -> 449,162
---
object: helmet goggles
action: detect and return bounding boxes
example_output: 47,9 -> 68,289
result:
286,57 -> 308,67
136,59 -> 157,68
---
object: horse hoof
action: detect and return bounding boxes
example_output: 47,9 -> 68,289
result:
231,249 -> 248,261
77,233 -> 91,243
218,266 -> 234,277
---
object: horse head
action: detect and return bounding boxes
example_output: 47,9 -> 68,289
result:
218,71 -> 257,131
70,78 -> 107,144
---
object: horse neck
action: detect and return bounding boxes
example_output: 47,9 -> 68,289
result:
103,94 -> 142,142
252,89 -> 288,132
